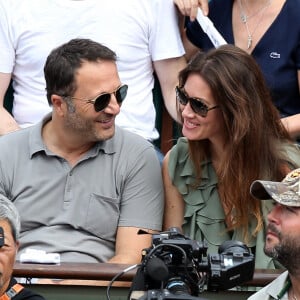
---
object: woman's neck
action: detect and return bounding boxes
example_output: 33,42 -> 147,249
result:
209,139 -> 227,170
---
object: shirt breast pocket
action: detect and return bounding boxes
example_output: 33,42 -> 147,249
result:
82,193 -> 120,242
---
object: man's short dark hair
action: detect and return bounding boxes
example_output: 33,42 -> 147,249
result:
44,38 -> 117,105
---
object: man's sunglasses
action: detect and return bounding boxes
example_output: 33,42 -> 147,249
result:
175,86 -> 219,117
67,84 -> 128,112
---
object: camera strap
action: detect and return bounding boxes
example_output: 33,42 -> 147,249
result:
0,283 -> 24,300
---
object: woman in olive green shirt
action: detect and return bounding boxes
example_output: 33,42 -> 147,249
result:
163,45 -> 300,269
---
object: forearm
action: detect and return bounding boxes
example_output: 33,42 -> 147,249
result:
107,253 -> 142,265
155,57 -> 187,123
0,107 -> 20,135
176,9 -> 199,61
110,227 -> 154,265
0,73 -> 18,135
281,114 -> 300,139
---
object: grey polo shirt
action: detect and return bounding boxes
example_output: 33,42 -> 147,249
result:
247,271 -> 289,300
0,115 -> 163,263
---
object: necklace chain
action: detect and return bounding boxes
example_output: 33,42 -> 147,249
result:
239,0 -> 271,22
238,0 -> 272,49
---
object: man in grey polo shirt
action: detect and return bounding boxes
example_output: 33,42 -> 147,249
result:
0,38 -> 163,264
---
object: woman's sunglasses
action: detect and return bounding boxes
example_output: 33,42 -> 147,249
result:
67,84 -> 128,112
175,86 -> 219,117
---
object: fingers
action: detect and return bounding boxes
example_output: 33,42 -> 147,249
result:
198,0 -> 209,16
174,0 -> 209,21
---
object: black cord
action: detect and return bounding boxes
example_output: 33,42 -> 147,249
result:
146,243 -> 201,289
106,264 -> 140,300
107,243 -> 200,300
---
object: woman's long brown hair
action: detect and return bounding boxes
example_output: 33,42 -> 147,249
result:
178,45 -> 293,241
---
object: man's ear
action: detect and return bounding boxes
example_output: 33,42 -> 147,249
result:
51,95 -> 66,116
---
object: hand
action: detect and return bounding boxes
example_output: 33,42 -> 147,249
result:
174,0 -> 209,21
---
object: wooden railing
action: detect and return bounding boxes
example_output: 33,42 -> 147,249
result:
13,262 -> 283,287
12,263 -> 285,300
13,262 -> 135,282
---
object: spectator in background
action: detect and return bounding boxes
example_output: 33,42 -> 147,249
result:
174,0 -> 300,140
249,168 -> 300,299
163,45 -> 300,269
0,38 -> 164,264
0,0 -> 186,160
0,195 -> 46,299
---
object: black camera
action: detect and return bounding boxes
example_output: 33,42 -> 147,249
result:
128,227 -> 255,300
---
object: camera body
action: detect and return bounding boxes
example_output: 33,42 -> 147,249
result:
129,228 -> 255,300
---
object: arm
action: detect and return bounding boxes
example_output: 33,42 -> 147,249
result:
162,151 -> 185,231
154,57 -> 186,123
281,71 -> 300,138
0,73 -> 20,135
108,227 -> 154,264
180,28 -> 200,61
173,1 -> 201,60
108,144 -> 164,264
151,1 -> 197,122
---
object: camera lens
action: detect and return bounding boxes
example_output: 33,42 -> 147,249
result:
166,277 -> 192,295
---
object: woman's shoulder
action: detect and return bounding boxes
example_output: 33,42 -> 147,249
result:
173,136 -> 188,148
280,142 -> 300,161
169,137 -> 189,162
168,137 -> 192,179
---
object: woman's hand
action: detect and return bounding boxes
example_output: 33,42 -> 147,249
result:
174,0 -> 209,21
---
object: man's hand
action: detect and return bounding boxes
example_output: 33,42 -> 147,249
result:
174,0 -> 209,21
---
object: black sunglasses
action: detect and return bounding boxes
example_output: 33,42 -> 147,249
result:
175,86 -> 219,117
67,84 -> 128,112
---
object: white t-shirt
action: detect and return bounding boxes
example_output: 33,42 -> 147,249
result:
0,0 -> 185,140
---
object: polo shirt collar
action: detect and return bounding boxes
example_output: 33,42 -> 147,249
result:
265,271 -> 289,299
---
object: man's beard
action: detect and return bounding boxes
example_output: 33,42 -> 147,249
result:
264,223 -> 300,276
64,105 -> 114,142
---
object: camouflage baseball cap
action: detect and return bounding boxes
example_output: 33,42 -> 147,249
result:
250,168 -> 300,207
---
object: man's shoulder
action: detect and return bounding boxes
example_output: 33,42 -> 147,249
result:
15,287 -> 45,300
0,126 -> 33,144
7,278 -> 45,300
0,128 -> 29,145
0,126 -> 38,161
114,126 -> 153,148
247,271 -> 289,300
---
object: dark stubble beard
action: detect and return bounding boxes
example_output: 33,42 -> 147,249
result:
264,223 -> 300,276
64,99 -> 113,142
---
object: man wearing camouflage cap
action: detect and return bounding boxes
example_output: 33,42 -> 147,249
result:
248,168 -> 300,300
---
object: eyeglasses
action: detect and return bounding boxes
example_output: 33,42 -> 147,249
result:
67,84 -> 128,112
175,86 -> 219,117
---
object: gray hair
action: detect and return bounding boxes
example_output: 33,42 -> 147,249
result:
0,195 -> 20,242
